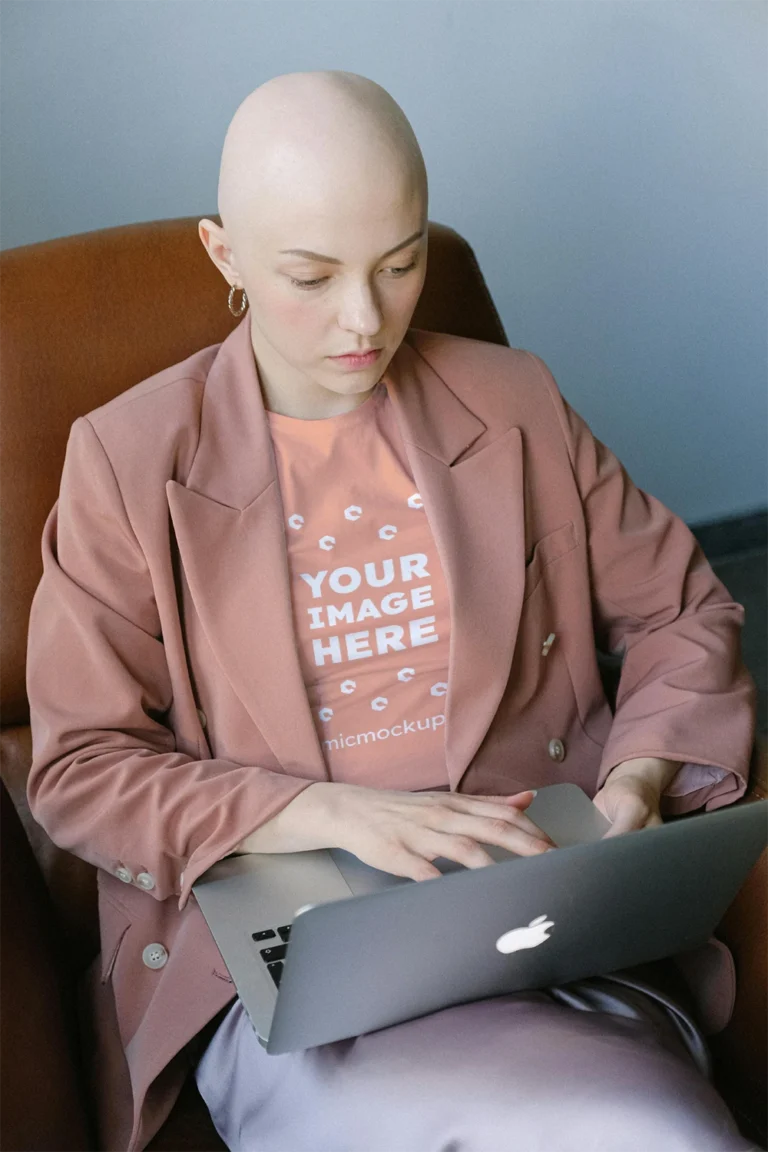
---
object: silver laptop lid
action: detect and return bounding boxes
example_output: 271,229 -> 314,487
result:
264,797 -> 767,1053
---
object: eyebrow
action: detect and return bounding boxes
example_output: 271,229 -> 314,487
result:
278,229 -> 425,265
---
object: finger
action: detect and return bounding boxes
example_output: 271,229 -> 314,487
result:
390,845 -> 444,882
440,792 -> 544,833
436,812 -> 553,857
418,832 -> 499,871
435,796 -> 557,847
494,790 -> 537,809
601,798 -> 649,838
456,790 -> 536,808
501,810 -> 557,847
503,789 -> 537,804
486,821 -> 555,854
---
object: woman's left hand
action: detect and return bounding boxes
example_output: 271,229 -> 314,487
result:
592,755 -> 680,837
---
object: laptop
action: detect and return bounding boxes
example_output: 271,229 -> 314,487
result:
192,783 -> 768,1055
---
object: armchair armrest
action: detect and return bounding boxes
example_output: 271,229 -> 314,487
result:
709,735 -> 767,1147
0,776 -> 93,1151
743,731 -> 768,801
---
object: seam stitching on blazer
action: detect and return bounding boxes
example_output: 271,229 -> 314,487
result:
88,370 -> 208,421
522,350 -> 577,467
82,416 -> 145,556
522,350 -> 582,552
522,523 -> 579,601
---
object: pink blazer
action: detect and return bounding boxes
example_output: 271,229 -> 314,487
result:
26,317 -> 756,1150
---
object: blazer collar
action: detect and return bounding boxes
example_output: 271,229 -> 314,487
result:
181,315 -> 488,507
167,317 -> 526,791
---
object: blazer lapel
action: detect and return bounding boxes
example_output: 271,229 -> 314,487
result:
166,318 -> 328,781
167,318 -> 526,792
383,343 -> 526,791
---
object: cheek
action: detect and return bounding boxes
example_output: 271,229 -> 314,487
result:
265,293 -> 319,332
395,280 -> 425,322
271,294 -> 304,321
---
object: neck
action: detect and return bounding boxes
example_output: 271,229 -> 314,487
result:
249,324 -> 381,420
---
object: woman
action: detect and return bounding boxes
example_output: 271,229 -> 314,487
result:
26,70 -> 758,1151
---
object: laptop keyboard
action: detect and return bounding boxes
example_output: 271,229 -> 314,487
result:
251,924 -> 292,987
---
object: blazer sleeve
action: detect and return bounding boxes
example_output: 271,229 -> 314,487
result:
524,353 -> 757,815
26,416 -> 316,910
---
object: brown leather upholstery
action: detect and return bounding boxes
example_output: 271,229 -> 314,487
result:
0,776 -> 93,1151
708,755 -> 768,1145
0,216 -> 764,1151
0,216 -> 511,1152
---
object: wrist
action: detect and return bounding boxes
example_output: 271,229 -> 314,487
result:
605,757 -> 680,794
235,782 -> 339,855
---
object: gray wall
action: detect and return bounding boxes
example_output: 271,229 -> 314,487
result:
2,0 -> 765,525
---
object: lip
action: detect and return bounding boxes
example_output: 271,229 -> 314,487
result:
329,348 -> 382,368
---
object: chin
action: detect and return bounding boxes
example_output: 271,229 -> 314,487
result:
324,367 -> 381,384
333,380 -> 378,394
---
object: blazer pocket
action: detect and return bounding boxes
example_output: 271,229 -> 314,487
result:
523,520 -> 578,601
99,891 -> 132,984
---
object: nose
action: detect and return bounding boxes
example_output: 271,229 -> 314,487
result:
337,280 -> 384,337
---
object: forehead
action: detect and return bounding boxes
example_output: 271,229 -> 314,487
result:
253,175 -> 426,256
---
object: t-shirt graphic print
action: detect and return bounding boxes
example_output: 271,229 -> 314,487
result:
266,379 -> 451,790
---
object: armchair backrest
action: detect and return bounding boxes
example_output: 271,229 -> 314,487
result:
0,216 -> 509,970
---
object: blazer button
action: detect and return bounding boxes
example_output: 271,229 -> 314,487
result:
136,872 -> 156,891
197,708 -> 207,729
541,632 -> 556,656
115,865 -> 133,884
548,738 -> 566,762
142,943 -> 168,970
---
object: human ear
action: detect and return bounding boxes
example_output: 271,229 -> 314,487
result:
198,218 -> 242,286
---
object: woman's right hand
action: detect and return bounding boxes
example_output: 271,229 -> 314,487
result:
311,782 -> 557,881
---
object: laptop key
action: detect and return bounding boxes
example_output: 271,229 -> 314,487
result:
267,961 -> 283,988
277,924 -> 291,942
260,944 -> 287,962
252,929 -> 277,941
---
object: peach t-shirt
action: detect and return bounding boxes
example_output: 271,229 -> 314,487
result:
266,379 -> 450,790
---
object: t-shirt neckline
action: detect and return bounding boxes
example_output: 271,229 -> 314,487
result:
266,378 -> 386,429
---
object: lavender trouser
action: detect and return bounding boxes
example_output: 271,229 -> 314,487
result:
195,971 -> 757,1152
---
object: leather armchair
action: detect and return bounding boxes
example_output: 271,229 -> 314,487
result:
1,218 -> 765,1151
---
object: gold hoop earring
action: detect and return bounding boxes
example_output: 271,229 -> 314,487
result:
228,285 -> 248,317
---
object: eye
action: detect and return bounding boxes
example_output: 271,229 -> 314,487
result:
386,261 -> 416,276
287,276 -> 324,290
290,258 -> 421,290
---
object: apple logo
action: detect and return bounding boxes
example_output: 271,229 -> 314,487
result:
495,914 -> 555,954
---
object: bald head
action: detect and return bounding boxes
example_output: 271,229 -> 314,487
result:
217,70 -> 428,257
200,71 -> 429,419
